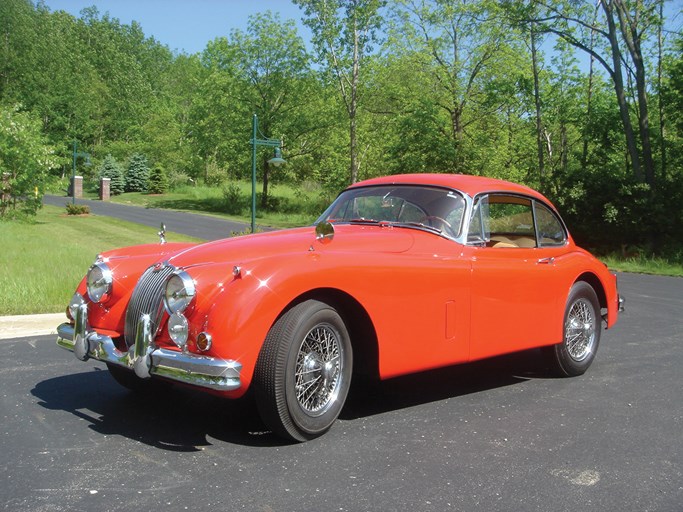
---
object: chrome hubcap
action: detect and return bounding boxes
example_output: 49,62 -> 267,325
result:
295,324 -> 342,416
565,299 -> 596,362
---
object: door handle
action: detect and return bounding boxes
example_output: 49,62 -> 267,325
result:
537,257 -> 555,265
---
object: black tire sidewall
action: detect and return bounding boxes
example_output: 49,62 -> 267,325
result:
282,303 -> 352,437
555,282 -> 601,376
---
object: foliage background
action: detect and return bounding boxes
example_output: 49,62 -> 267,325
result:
0,0 -> 681,258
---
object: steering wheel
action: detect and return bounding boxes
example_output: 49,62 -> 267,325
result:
423,216 -> 456,237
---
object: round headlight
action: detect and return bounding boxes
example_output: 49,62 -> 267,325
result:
163,270 -> 195,314
86,262 -> 113,303
167,312 -> 189,348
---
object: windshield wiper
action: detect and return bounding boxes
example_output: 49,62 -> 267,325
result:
348,218 -> 382,225
398,221 -> 443,234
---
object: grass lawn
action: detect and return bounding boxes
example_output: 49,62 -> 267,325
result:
0,205 -> 201,315
107,181 -> 326,229
600,253 -> 683,278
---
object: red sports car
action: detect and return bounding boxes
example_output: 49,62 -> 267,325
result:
57,174 -> 623,441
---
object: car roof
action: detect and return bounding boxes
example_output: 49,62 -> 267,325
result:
350,173 -> 549,203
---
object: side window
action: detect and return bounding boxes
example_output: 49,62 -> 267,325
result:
467,196 -> 489,244
489,200 -> 534,236
470,194 -> 536,248
535,202 -> 567,246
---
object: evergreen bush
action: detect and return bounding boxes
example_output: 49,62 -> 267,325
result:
125,153 -> 149,192
147,164 -> 169,194
98,155 -> 125,195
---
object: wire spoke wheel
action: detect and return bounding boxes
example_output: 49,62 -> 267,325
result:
295,323 -> 343,416
565,299 -> 597,362
547,282 -> 601,377
254,300 -> 353,442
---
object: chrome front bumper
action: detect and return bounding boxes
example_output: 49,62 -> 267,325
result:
57,304 -> 241,391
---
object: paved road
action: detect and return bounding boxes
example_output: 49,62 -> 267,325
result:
1,273 -> 681,511
43,195 -> 263,241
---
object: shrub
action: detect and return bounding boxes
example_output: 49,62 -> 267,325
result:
222,182 -> 245,215
147,164 -> 168,194
167,169 -> 192,190
204,161 -> 227,187
65,203 -> 90,215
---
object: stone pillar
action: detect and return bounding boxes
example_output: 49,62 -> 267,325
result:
99,177 -> 111,201
71,175 -> 83,199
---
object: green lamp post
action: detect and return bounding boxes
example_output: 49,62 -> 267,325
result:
250,113 -> 285,233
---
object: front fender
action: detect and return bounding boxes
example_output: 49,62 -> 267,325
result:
201,251 -> 359,395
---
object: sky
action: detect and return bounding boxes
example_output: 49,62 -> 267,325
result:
37,1 -> 683,64
42,0 -> 311,55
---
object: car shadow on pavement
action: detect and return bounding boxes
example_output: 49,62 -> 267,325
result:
32,349 -> 552,449
342,348 -> 553,420
31,367 -> 285,450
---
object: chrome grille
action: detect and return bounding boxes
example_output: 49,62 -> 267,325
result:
124,263 -> 175,347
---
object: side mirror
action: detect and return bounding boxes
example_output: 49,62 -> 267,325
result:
315,221 -> 335,244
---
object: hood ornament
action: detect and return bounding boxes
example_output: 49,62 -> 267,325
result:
158,223 -> 167,245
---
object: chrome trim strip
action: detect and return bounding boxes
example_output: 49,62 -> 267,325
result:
56,323 -> 242,391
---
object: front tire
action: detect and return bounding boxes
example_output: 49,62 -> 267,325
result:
254,300 -> 353,442
548,282 -> 601,377
106,363 -> 159,392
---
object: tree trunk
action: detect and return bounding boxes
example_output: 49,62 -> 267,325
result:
602,0 -> 643,181
613,0 -> 655,188
530,23 -> 545,188
349,9 -> 360,184
582,4 -> 599,170
657,0 -> 667,178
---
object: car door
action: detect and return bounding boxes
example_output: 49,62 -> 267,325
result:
467,194 -> 569,361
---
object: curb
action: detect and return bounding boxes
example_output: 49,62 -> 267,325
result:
0,313 -> 65,340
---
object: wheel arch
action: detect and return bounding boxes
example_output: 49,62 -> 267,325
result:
278,288 -> 380,380
574,272 -> 607,312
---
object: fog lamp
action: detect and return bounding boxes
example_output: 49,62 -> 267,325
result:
168,312 -> 189,349
68,293 -> 85,321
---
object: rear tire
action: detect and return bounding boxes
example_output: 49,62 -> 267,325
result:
548,282 -> 601,377
253,300 -> 353,442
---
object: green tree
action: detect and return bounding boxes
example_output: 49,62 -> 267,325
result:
230,12 -> 314,206
0,105 -> 58,218
294,0 -> 386,184
147,163 -> 168,194
193,12 -> 318,206
125,153 -> 150,192
516,0 -> 660,188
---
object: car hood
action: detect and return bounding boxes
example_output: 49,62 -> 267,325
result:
166,224 -> 415,269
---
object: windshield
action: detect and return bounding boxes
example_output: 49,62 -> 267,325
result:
317,185 -> 466,239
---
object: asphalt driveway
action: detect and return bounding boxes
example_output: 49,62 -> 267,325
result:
43,194 -> 259,241
1,272 -> 682,511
